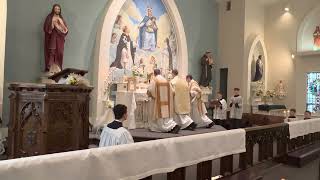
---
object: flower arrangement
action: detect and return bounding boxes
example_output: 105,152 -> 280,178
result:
132,65 -> 144,77
65,73 -> 90,86
104,67 -> 116,100
104,99 -> 114,109
256,89 -> 276,104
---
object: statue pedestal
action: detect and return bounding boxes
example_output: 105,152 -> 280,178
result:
39,72 -> 55,84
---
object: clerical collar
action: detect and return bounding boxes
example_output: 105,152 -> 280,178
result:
234,95 -> 240,97
115,119 -> 122,123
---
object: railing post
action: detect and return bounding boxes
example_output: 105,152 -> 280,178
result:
167,167 -> 186,180
197,160 -> 212,180
220,155 -> 233,176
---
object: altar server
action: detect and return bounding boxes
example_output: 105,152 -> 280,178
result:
229,88 -> 243,129
147,69 -> 181,133
285,108 -> 298,122
304,110 -> 312,120
186,75 -> 214,128
99,104 -> 134,147
170,70 -> 197,130
212,92 -> 227,128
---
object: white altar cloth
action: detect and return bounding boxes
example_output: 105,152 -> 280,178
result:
287,118 -> 320,139
116,91 -> 149,129
0,129 -> 245,180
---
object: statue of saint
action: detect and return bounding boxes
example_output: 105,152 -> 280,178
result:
252,55 -> 263,82
110,26 -> 135,70
138,7 -> 158,51
43,4 -> 68,73
199,51 -> 214,87
275,80 -> 286,99
313,26 -> 320,51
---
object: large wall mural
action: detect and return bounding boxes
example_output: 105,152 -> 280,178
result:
109,0 -> 177,80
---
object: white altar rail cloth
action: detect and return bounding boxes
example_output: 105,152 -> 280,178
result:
0,129 -> 245,180
287,118 -> 320,139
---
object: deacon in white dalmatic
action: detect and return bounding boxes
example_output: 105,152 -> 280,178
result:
99,104 -> 134,147
186,75 -> 214,128
147,69 -> 181,133
229,88 -> 243,129
212,92 -> 227,128
170,70 -> 197,130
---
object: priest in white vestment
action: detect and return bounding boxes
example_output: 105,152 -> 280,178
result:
99,104 -> 134,147
170,70 -> 197,130
229,88 -> 243,129
186,75 -> 214,128
147,69 -> 181,133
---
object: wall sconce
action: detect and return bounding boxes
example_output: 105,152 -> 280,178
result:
284,7 -> 290,12
291,54 -> 295,59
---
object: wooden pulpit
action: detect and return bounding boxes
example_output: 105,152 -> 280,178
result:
8,70 -> 93,158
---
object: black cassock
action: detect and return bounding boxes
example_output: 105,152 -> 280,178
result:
199,55 -> 213,87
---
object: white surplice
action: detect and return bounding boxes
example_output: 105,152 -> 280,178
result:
189,80 -> 213,128
229,95 -> 243,119
213,99 -> 227,120
170,76 -> 194,129
99,126 -> 134,147
147,75 -> 177,132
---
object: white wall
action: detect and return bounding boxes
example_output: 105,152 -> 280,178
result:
217,0 -> 245,100
265,0 -> 320,113
217,0 -> 265,110
0,0 -> 7,117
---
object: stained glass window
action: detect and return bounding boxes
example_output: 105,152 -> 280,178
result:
306,72 -> 320,112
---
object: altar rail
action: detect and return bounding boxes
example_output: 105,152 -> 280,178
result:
1,121 -> 320,180
142,122 -> 320,180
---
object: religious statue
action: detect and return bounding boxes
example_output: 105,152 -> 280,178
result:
275,80 -> 286,99
138,7 -> 158,51
110,26 -> 136,70
199,51 -> 214,87
43,4 -> 68,73
313,26 -> 320,51
252,55 -> 263,82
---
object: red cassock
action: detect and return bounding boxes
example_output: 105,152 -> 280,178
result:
43,14 -> 68,71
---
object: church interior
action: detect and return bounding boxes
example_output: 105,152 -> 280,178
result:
1,0 -> 320,179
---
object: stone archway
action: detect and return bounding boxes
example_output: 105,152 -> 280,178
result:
90,0 -> 188,121
297,5 -> 320,53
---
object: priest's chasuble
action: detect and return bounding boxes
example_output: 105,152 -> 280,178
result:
148,75 -> 174,120
189,79 -> 206,115
170,76 -> 191,115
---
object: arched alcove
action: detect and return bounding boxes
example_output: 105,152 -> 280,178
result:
297,5 -> 320,53
246,35 -> 268,103
91,0 -> 188,120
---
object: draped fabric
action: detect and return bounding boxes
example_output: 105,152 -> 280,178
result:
147,75 -> 174,120
0,129 -> 246,180
170,76 -> 191,115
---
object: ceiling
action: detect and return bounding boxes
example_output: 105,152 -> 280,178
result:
258,0 -> 285,6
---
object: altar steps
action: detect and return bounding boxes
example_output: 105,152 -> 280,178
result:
286,142 -> 320,167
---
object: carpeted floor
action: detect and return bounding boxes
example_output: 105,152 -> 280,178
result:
129,125 -> 226,140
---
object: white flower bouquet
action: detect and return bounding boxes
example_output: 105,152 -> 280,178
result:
132,65 -> 144,77
65,73 -> 90,86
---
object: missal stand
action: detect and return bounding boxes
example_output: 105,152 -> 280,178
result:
8,69 -> 93,158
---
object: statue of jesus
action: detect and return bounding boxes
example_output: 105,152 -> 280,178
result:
43,4 -> 68,73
